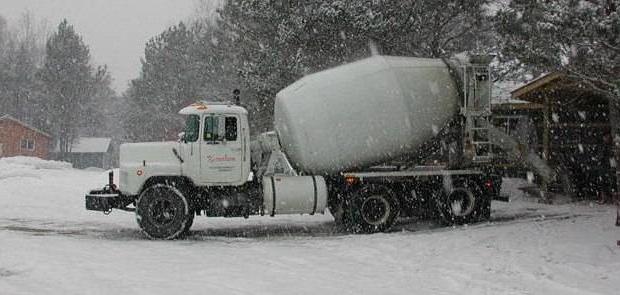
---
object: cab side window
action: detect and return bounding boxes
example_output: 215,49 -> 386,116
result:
204,116 -> 219,141
225,117 -> 237,141
204,116 -> 238,143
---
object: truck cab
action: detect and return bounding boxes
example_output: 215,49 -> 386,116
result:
177,102 -> 251,187
118,102 -> 251,196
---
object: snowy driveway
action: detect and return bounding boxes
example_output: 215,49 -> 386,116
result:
1,158 -> 619,295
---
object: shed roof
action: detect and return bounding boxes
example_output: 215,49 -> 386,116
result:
510,72 -> 605,105
491,80 -> 546,111
510,72 -> 565,100
69,137 -> 111,153
0,115 -> 52,138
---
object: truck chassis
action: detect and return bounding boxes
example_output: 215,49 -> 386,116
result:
87,166 -> 502,239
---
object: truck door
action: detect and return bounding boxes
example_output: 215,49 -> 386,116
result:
202,115 -> 243,184
180,114 -> 202,180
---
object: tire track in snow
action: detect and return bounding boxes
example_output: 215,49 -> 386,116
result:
0,210 -> 591,241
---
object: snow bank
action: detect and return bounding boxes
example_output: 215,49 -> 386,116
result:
0,157 -> 114,223
0,156 -> 72,171
0,157 -> 72,181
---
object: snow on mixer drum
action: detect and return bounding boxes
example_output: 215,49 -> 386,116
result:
274,55 -> 460,175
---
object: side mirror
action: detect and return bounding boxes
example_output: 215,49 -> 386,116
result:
178,132 -> 186,143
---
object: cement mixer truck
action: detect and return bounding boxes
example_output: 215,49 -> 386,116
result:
85,54 -> 508,239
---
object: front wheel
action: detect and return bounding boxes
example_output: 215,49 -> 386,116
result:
345,185 -> 400,233
136,184 -> 192,239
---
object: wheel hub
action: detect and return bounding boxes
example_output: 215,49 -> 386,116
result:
151,199 -> 176,226
361,195 -> 391,225
448,189 -> 475,217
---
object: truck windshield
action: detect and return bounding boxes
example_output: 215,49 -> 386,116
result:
184,115 -> 200,142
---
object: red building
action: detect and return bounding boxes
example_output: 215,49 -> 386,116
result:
0,115 -> 52,159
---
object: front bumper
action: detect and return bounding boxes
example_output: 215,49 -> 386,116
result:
86,170 -> 135,213
85,189 -> 135,212
86,189 -> 122,211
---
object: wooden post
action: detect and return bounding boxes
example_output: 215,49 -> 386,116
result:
543,96 -> 551,161
608,99 -> 620,204
539,96 -> 551,202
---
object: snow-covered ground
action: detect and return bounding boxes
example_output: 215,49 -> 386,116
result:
0,157 -> 618,294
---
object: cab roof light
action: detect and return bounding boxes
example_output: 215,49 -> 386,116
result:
189,102 -> 208,110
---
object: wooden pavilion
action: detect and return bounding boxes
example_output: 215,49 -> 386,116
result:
493,73 -> 617,199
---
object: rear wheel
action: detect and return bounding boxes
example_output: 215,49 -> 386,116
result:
438,182 -> 489,225
345,185 -> 399,233
136,184 -> 192,239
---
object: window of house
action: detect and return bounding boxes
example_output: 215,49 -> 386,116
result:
20,138 -> 35,151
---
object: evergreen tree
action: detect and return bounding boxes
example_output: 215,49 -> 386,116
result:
124,0 -> 494,140
82,65 -> 114,136
39,19 -> 97,156
0,13 -> 46,122
216,0 -> 493,130
124,22 -> 206,141
495,0 -> 619,99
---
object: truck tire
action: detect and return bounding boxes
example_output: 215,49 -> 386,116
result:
345,185 -> 399,233
437,183 -> 485,225
136,183 -> 192,239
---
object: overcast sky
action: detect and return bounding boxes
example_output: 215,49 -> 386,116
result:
0,0 -> 199,93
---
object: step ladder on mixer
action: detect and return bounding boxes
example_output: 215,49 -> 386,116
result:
461,61 -> 493,163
